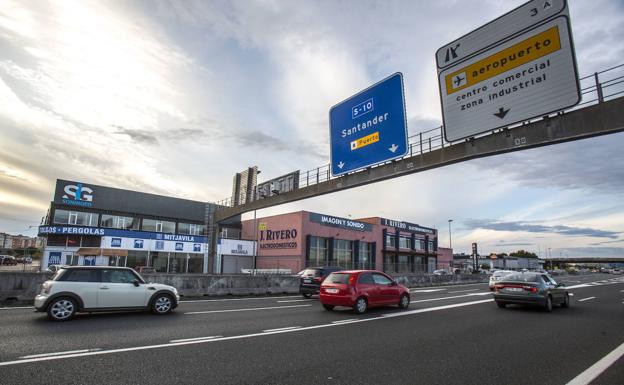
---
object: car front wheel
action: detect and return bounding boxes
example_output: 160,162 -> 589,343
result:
152,294 -> 174,315
47,297 -> 77,322
561,293 -> 570,308
398,294 -> 410,309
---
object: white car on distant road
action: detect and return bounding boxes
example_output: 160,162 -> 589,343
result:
489,270 -> 515,291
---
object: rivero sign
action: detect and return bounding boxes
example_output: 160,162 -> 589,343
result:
436,0 -> 580,142
329,73 -> 408,177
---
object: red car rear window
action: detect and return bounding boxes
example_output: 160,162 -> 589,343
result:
325,273 -> 350,284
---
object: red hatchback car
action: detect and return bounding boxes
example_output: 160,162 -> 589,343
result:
319,270 -> 411,314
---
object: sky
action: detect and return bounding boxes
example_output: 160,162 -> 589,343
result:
0,0 -> 623,258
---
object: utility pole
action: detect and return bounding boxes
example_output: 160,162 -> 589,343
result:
448,219 -> 453,249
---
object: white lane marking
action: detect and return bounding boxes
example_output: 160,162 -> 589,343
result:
448,289 -> 479,294
180,295 -> 301,303
185,304 -> 312,315
0,307 -> 34,310
331,319 -> 359,324
411,292 -> 491,303
262,326 -> 301,333
566,340 -> 624,385
20,349 -> 101,359
276,299 -> 314,303
566,284 -> 592,289
169,336 -> 221,343
578,297 -> 596,302
410,289 -> 445,293
383,299 -> 493,318
0,298 -> 493,367
620,290 -> 624,293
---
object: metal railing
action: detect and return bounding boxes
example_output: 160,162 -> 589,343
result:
214,63 -> 624,208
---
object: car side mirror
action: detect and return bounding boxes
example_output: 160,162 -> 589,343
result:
390,281 -> 398,286
556,283 -> 565,287
133,280 -> 140,287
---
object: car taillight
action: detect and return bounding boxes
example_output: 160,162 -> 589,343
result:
42,282 -> 52,294
523,285 -> 538,293
494,284 -> 503,292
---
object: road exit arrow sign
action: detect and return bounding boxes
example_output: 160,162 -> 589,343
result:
436,0 -> 580,142
329,73 -> 408,177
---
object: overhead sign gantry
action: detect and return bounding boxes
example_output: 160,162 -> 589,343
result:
437,0 -> 580,142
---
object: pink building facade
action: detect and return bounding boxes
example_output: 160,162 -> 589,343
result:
241,211 -> 438,274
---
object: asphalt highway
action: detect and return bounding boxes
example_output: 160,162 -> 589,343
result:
0,274 -> 622,385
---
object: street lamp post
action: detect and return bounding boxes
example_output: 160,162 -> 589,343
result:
448,219 -> 453,249
252,170 -> 261,273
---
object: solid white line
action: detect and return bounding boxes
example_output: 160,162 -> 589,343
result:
566,284 -> 592,289
180,295 -> 301,303
0,297 -> 494,367
0,306 -> 34,310
184,304 -> 312,315
383,299 -> 493,318
411,292 -> 491,303
20,349 -> 100,359
409,289 -> 445,293
262,326 -> 301,333
331,319 -> 359,324
578,297 -> 596,302
566,341 -> 624,385
448,289 -> 479,293
276,299 -> 314,303
169,336 -> 221,343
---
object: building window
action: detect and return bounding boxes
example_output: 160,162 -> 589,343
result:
415,239 -> 425,251
385,234 -> 395,248
101,215 -> 139,230
179,223 -> 205,236
384,254 -> 398,273
358,242 -> 373,269
142,219 -> 175,234
53,210 -> 99,227
428,241 -> 435,252
398,255 -> 410,273
307,236 -> 328,266
334,239 -> 353,268
399,236 -> 411,249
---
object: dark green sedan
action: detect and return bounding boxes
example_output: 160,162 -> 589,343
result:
492,272 -> 570,312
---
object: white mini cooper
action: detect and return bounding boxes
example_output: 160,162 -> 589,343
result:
35,266 -> 179,321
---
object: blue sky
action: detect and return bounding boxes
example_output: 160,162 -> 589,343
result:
0,0 -> 622,258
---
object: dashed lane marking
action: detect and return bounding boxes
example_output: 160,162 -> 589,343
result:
276,299 -> 315,303
578,297 -> 596,302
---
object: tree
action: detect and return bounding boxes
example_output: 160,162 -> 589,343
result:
509,250 -> 538,259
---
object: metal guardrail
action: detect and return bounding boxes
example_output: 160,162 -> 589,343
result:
214,64 -> 624,208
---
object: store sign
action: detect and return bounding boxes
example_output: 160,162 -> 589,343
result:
101,236 -> 205,253
381,218 -> 436,234
217,239 -> 255,256
61,183 -> 94,207
257,227 -> 298,250
309,212 -> 373,232
38,226 -> 207,243
48,252 -> 62,266
111,238 -> 122,247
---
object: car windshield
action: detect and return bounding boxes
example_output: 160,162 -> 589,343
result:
51,269 -> 67,281
493,271 -> 512,277
501,273 -> 541,283
325,273 -> 350,284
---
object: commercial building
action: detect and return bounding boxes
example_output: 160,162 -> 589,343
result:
37,179 -> 233,273
231,211 -> 439,275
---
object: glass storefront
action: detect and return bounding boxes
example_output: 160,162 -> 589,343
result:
334,239 -> 353,268
307,236 -> 328,266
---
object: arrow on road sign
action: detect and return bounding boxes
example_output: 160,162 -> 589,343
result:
337,161 -> 345,169
388,144 -> 399,153
494,107 -> 510,119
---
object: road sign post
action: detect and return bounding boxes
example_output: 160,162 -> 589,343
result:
437,0 -> 580,142
329,73 -> 408,177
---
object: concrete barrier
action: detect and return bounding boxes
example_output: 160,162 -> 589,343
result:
1,271 -> 489,303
